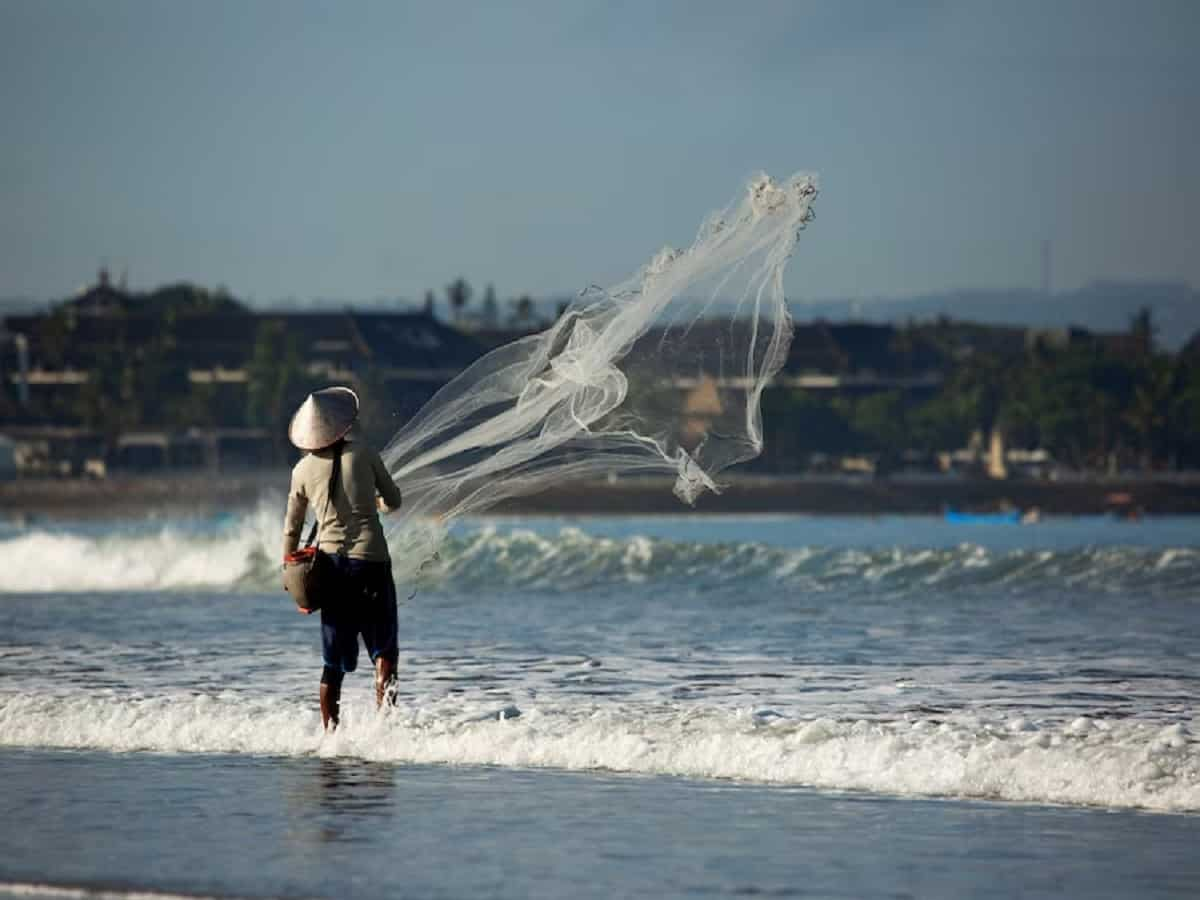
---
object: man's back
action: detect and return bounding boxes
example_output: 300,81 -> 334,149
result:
284,438 -> 403,562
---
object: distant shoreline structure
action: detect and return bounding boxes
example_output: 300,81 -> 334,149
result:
4,272 -> 1200,482
3,472 -> 1199,519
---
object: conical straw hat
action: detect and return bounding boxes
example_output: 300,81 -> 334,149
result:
288,386 -> 360,451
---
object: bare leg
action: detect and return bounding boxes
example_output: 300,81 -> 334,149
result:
375,654 -> 397,708
320,666 -> 344,731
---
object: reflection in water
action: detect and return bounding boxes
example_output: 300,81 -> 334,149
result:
284,758 -> 398,846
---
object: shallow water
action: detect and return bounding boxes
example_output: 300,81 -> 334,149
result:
1,750 -> 1198,900
1,513 -> 1198,896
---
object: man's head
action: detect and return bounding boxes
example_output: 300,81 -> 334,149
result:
288,386 -> 360,451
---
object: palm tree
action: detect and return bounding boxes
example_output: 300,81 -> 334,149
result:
445,278 -> 472,324
512,294 -> 535,328
481,283 -> 499,328
1124,356 -> 1175,470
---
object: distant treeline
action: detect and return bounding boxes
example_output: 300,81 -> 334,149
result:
3,279 -> 1200,472
760,311 -> 1200,472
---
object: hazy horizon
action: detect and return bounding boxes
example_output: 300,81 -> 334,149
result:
5,274 -> 1197,351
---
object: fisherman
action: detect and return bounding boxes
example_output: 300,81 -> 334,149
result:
283,386 -> 404,730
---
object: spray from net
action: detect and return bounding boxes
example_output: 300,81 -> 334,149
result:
380,172 -> 818,581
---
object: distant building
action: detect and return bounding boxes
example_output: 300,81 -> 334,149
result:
1,278 -> 490,472
1182,330 -> 1200,361
3,307 -> 485,428
0,426 -> 104,477
681,376 -> 723,448
0,433 -> 16,480
1079,330 -> 1151,360
779,321 -> 946,394
13,273 -> 1192,478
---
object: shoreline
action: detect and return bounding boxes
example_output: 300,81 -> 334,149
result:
3,471 -> 1200,519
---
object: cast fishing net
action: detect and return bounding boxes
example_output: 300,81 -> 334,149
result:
380,172 -> 818,576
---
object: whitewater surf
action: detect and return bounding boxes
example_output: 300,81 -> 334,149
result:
1,514 -> 1197,813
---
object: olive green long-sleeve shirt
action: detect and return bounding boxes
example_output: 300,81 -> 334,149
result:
282,435 -> 403,562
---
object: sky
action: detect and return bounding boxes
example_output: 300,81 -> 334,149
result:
1,0 -> 1197,308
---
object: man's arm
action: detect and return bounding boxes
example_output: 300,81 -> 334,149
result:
282,468 -> 309,558
371,450 -> 403,513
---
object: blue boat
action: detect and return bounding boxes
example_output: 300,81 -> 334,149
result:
944,508 -> 1022,524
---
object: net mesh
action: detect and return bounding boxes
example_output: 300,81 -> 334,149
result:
380,172 -> 818,577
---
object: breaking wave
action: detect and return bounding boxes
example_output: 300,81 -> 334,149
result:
0,692 -> 1196,813
0,883 -> 248,900
0,515 -> 1197,598
427,526 -> 1200,598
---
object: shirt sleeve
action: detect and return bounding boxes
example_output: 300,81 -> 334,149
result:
371,449 -> 404,513
282,466 -> 309,558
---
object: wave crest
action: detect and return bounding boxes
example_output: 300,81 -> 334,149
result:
1,515 -> 1197,597
0,693 -> 1195,812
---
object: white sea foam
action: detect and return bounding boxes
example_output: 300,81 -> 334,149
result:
1,693 -> 1196,813
0,529 -> 254,593
0,881 -> 287,900
0,509 -> 280,593
2,516 -> 1198,596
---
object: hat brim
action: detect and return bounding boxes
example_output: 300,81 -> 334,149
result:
288,386 -> 360,451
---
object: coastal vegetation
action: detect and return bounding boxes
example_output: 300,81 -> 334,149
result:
2,278 -> 1199,474
760,340 -> 1200,473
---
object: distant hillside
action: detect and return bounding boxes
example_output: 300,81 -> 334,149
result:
796,281 -> 1199,350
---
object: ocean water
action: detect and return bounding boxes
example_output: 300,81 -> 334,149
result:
1,511 -> 1198,898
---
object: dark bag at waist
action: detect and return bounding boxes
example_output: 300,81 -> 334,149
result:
283,547 -> 340,611
284,441 -> 345,612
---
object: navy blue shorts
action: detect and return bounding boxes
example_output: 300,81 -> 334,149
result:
319,556 -> 398,673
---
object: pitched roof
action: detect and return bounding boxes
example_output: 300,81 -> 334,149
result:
4,309 -> 485,373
